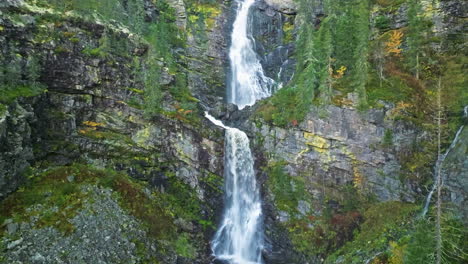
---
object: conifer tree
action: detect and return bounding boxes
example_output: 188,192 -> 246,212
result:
3,52 -> 21,87
315,15 -> 333,105
26,56 -> 43,91
405,220 -> 436,263
331,3 -> 354,70
406,0 -> 424,79
350,0 -> 370,109
127,0 -> 146,34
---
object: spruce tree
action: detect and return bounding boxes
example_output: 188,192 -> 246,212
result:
3,52 -> 21,87
127,0 -> 146,34
350,0 -> 370,109
331,3 -> 354,70
405,220 -> 436,263
315,15 -> 333,105
406,0 -> 424,79
26,56 -> 44,92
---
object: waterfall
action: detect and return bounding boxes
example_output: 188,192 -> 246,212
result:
206,0 -> 277,263
207,113 -> 264,264
229,0 -> 275,109
421,106 -> 467,217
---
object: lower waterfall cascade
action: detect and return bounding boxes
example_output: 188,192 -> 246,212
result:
206,113 -> 264,264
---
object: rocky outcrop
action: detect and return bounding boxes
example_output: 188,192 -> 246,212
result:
214,102 -> 420,263
1,0 -> 466,263
0,101 -> 36,198
0,0 -> 227,196
251,0 -> 296,86
264,0 -> 297,14
212,99 -> 423,263
185,0 -> 230,106
233,104 -> 418,205
437,0 -> 467,52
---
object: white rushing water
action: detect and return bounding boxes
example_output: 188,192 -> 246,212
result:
207,0 -> 276,263
207,113 -> 264,264
422,106 -> 467,217
229,0 -> 275,109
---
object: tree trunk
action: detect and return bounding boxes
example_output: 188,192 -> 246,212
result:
416,53 -> 420,80
435,76 -> 442,264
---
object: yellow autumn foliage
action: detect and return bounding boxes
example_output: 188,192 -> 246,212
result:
82,121 -> 104,132
83,121 -> 104,127
386,30 -> 403,56
334,66 -> 347,79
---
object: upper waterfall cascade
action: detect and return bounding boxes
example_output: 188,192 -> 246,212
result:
208,0 -> 276,263
229,0 -> 275,109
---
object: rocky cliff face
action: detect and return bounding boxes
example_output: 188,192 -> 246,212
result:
0,101 -> 36,199
248,104 -> 418,204
0,0 -> 228,262
251,0 -> 296,85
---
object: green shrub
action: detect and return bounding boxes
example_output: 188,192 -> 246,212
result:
174,233 -> 197,259
375,15 -> 390,30
382,129 -> 394,146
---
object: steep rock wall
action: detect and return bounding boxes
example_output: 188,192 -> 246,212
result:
0,0 -> 228,262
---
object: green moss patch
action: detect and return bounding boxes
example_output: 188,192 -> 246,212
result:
265,161 -> 309,215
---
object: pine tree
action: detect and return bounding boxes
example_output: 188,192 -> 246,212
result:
331,2 -> 355,70
127,0 -> 146,34
372,37 -> 386,87
293,0 -> 317,112
3,52 -> 21,87
406,0 -> 424,79
296,25 -> 317,110
315,15 -> 333,105
26,56 -> 44,92
350,0 -> 370,109
405,220 -> 436,263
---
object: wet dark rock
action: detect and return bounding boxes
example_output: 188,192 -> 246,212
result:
212,259 -> 230,264
251,0 -> 296,84
0,0 -> 24,8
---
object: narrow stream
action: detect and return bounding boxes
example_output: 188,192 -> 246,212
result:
422,105 -> 467,217
207,0 -> 277,263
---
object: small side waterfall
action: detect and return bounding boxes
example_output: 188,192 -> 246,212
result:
422,106 -> 468,217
